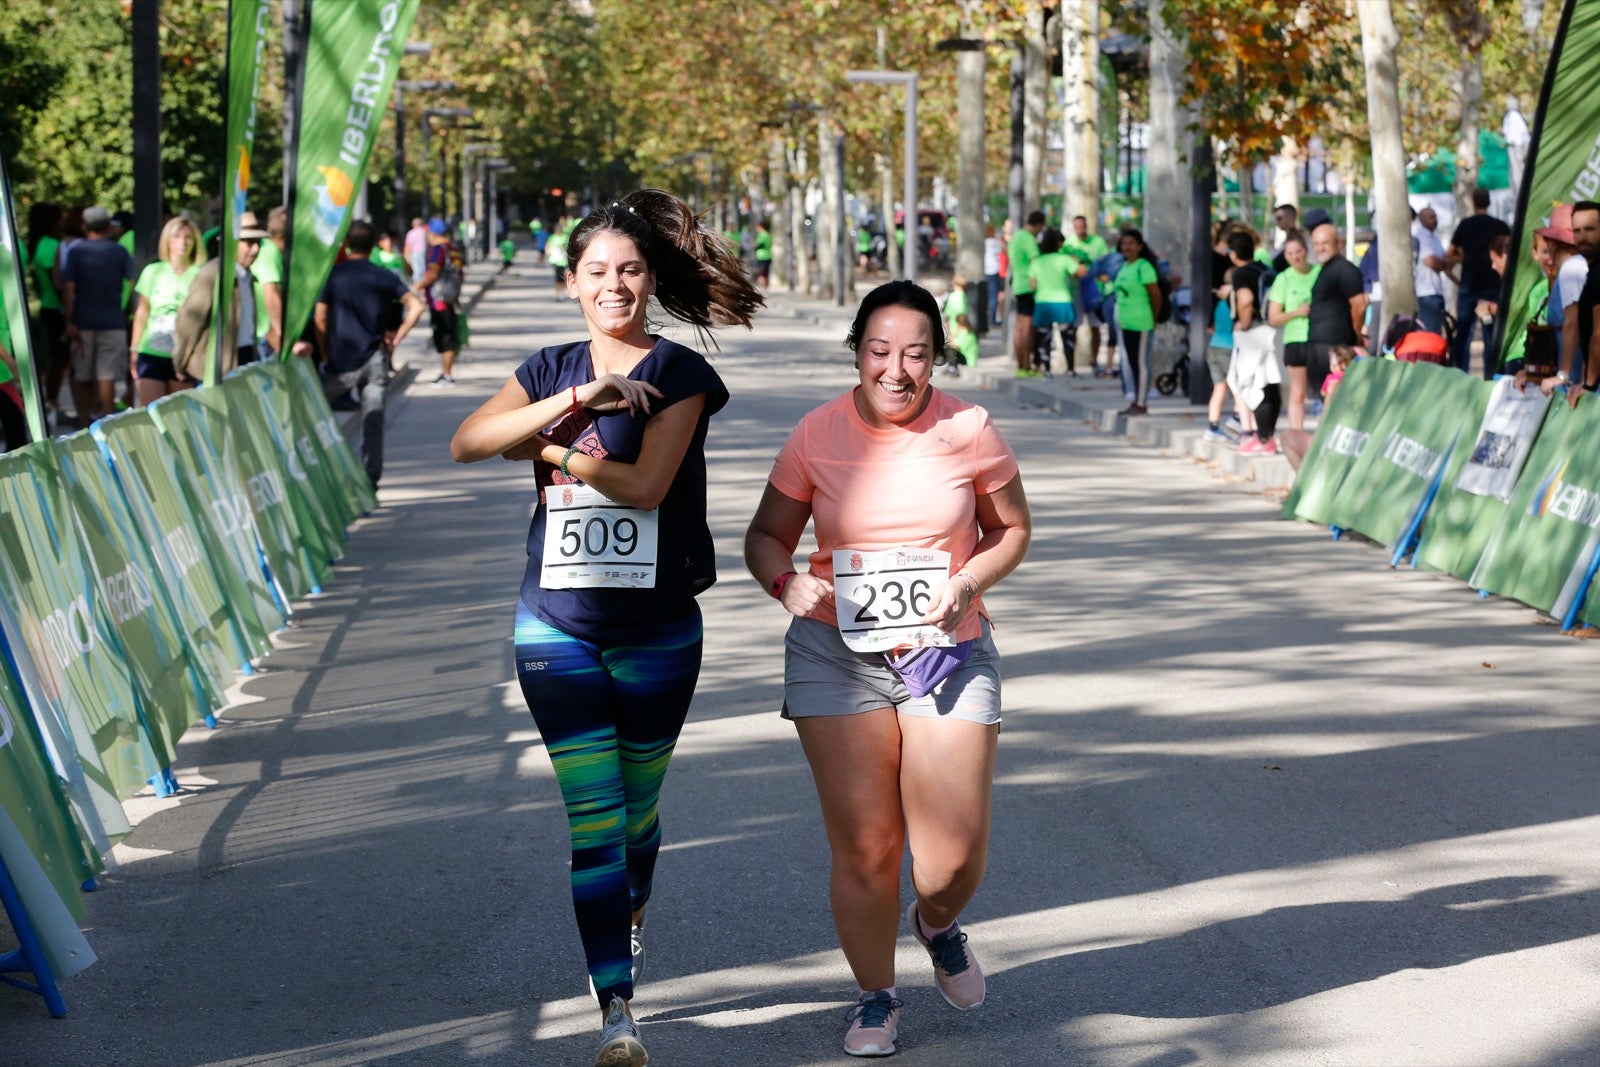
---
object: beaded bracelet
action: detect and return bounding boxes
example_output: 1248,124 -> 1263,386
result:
560,445 -> 579,479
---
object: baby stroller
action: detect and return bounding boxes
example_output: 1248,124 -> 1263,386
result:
1153,285 -> 1193,396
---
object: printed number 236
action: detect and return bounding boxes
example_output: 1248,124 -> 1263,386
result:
854,578 -> 931,624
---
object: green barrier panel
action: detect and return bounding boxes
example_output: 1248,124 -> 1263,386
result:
55,432 -> 225,748
239,364 -> 349,557
0,654 -> 95,927
0,446 -> 146,851
1325,364 -> 1492,547
1415,378 -> 1555,581
1468,396 -> 1600,617
1581,568 -> 1600,628
1281,358 -> 1412,526
94,412 -> 255,676
282,356 -> 378,517
219,372 -> 331,596
227,367 -> 345,580
261,361 -> 360,529
149,391 -> 284,651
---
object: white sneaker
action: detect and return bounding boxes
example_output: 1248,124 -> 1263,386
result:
593,997 -> 648,1067
430,374 -> 457,387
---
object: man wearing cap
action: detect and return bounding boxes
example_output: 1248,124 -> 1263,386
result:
172,211 -> 271,385
415,217 -> 464,385
312,220 -> 426,487
59,206 -> 135,423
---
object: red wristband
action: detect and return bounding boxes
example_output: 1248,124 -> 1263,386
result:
569,385 -> 580,413
769,571 -> 797,600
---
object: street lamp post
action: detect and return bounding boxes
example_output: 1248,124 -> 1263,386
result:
845,70 -> 919,288
421,107 -> 473,218
461,143 -> 501,260
393,78 -> 455,231
485,161 -> 515,261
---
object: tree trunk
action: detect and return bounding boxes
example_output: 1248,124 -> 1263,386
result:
1359,0 -> 1416,334
1453,53 -> 1483,222
1144,0 -> 1191,277
769,135 -> 790,290
816,115 -> 841,302
880,153 -> 899,279
1023,3 -> 1049,211
1061,0 -> 1100,229
790,141 -> 810,295
957,41 -> 986,318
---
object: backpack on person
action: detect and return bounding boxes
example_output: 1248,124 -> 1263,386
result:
432,246 -> 463,305
1155,267 -> 1174,325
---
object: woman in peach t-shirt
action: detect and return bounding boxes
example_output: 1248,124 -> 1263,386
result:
745,280 -> 1031,1058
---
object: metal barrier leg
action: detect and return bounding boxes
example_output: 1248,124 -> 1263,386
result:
0,855 -> 68,1017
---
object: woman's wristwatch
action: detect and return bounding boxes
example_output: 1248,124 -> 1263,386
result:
769,571 -> 797,600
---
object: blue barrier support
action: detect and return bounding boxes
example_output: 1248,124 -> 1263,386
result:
0,854 -> 68,1017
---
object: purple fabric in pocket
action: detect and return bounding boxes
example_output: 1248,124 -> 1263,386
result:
884,640 -> 973,699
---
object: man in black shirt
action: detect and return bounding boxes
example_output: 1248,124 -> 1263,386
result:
1447,187 -> 1511,375
313,220 -> 425,487
1303,220 -> 1367,424
1561,201 -> 1600,407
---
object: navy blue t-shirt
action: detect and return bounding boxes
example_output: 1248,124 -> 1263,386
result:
317,258 -> 410,371
60,239 -> 134,330
515,336 -> 728,643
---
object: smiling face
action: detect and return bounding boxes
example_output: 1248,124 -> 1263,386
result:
853,305 -> 937,429
568,230 -> 654,341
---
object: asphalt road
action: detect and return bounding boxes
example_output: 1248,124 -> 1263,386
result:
6,257 -> 1599,1067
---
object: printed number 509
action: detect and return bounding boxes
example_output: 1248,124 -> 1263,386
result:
558,515 -> 639,558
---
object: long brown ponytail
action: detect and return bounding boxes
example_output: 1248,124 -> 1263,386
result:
566,189 -> 764,338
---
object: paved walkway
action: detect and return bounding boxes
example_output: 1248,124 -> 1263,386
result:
7,259 -> 1600,1066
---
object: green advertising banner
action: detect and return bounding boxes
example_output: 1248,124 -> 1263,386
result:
149,391 -> 284,651
0,446 -> 146,852
1415,378 -> 1554,580
283,0 -> 420,347
0,656 -> 95,928
219,373 -> 326,597
1469,396 -> 1600,617
240,364 -> 348,559
1326,364 -> 1491,547
93,413 -> 251,680
283,355 -> 378,517
1281,358 -> 1411,527
0,152 -> 44,443
55,431 -> 224,747
1495,0 -> 1600,371
209,0 -> 273,387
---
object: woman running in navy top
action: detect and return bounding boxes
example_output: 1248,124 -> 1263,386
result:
451,189 -> 761,1067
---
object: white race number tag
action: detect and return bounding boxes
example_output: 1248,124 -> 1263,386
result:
832,547 -> 953,652
540,483 -> 659,589
144,313 -> 178,355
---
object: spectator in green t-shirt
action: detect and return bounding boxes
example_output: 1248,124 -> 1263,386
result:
1063,215 -> 1110,372
754,222 -> 773,287
26,202 -> 68,417
1028,229 -> 1087,376
1113,227 -> 1163,415
1008,210 -> 1046,375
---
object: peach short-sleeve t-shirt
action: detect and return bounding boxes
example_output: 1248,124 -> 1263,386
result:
769,387 -> 1020,642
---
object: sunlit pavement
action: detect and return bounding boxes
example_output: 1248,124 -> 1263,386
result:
8,255 -> 1600,1067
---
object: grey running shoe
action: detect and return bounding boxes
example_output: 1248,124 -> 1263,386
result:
843,989 -> 902,1057
593,996 -> 648,1067
631,923 -> 645,984
906,901 -> 986,1010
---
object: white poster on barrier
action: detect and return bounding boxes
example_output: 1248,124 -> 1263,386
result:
1454,378 -> 1552,502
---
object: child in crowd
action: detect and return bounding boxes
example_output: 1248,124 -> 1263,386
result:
499,235 -> 516,272
945,312 -> 981,376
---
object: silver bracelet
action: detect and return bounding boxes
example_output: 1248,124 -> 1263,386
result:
955,571 -> 980,599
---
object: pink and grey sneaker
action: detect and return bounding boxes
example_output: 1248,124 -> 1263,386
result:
843,989 -> 902,1057
906,901 -> 987,1010
1256,435 -> 1279,454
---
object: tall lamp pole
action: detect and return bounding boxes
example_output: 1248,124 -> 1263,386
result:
393,74 -> 454,229
846,70 -> 919,288
421,107 -> 473,218
461,143 -> 501,259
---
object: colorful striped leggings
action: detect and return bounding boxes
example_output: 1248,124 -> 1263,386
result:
514,602 -> 703,1009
